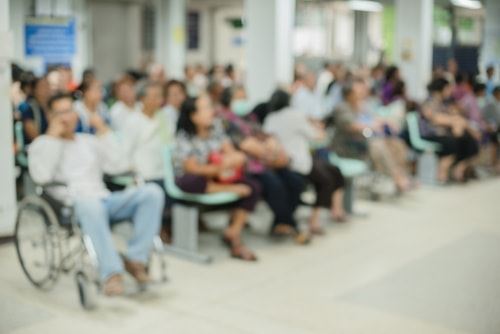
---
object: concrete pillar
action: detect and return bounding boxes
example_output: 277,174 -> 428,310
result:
353,11 -> 369,66
0,0 -> 17,235
244,0 -> 296,103
73,0 -> 91,82
394,0 -> 434,101
155,0 -> 186,79
481,0 -> 500,78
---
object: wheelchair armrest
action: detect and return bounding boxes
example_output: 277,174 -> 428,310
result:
104,171 -> 139,189
35,181 -> 69,196
38,181 -> 68,188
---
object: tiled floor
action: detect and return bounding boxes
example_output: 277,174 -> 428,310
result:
1,179 -> 499,334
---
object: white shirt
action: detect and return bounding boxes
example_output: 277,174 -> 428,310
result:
28,133 -> 129,201
317,70 -> 334,96
73,100 -> 110,133
291,86 -> 325,120
109,101 -> 141,133
264,107 -> 318,175
161,104 -> 180,136
122,111 -> 169,181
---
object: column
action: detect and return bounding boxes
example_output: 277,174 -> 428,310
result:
155,0 -> 186,79
244,0 -> 296,103
481,0 -> 500,78
0,0 -> 17,236
353,11 -> 369,66
394,0 -> 434,101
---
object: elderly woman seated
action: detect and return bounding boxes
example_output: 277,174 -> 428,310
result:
331,78 -> 412,193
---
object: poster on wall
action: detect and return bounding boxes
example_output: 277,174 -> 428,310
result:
25,16 -> 76,71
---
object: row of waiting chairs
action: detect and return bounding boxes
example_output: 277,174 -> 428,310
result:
14,112 -> 435,266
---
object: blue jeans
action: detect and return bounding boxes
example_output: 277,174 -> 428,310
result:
74,183 -> 165,280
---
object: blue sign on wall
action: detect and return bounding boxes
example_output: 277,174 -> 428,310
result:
25,17 -> 76,66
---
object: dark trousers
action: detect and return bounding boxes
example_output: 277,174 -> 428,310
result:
175,174 -> 261,212
251,168 -> 306,230
455,132 -> 479,162
307,159 -> 345,208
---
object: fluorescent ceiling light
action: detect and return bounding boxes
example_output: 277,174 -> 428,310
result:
348,0 -> 383,12
451,0 -> 482,10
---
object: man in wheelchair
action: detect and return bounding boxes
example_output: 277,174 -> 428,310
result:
27,92 -> 165,296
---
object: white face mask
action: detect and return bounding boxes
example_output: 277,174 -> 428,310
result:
231,100 -> 252,117
477,97 -> 487,109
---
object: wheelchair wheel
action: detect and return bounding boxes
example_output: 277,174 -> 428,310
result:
75,271 -> 97,310
14,196 -> 62,290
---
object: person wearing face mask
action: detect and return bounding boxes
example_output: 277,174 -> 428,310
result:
217,86 -> 311,244
74,79 -> 111,134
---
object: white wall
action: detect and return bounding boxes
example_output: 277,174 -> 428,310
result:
186,3 -> 213,66
89,0 -> 142,83
0,0 -> 16,236
481,0 -> 500,78
214,6 -> 245,67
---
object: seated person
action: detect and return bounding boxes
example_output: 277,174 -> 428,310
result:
174,94 -> 260,261
218,86 -> 310,244
109,76 -> 141,133
18,76 -> 51,144
161,79 -> 187,135
483,86 -> 500,168
332,78 -> 411,192
421,78 -> 479,182
264,89 -> 346,235
123,82 -> 168,184
74,79 -> 111,134
28,93 -> 165,296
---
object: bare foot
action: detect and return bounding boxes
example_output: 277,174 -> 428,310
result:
331,208 -> 347,222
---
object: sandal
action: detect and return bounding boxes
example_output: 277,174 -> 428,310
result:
309,224 -> 325,236
270,224 -> 295,238
222,235 -> 258,262
103,274 -> 124,296
294,231 -> 312,245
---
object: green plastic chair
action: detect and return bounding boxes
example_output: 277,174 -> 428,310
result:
328,152 -> 369,214
329,152 -> 369,178
162,145 -> 240,263
406,112 -> 441,152
14,121 -> 28,168
406,112 -> 442,185
163,146 -> 240,205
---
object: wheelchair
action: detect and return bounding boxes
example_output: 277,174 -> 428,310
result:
14,176 -> 168,310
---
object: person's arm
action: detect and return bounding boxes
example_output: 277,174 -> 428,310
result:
23,120 -> 40,141
183,157 -> 221,177
239,136 -> 267,159
220,139 -> 247,169
19,103 -> 40,141
28,136 -> 64,184
91,114 -> 130,175
422,104 -> 454,128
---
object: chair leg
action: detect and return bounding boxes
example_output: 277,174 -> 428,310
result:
343,178 -> 354,214
161,204 -> 213,264
417,152 -> 438,185
343,178 -> 369,217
